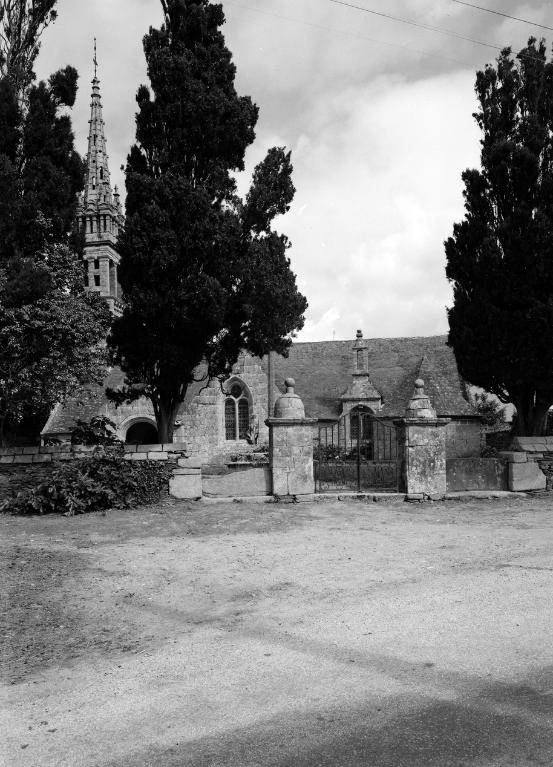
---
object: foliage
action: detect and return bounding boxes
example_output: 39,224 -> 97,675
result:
0,53 -> 110,445
480,445 -> 500,458
0,67 -> 84,267
108,0 -> 307,443
70,416 -> 121,446
228,451 -> 268,466
314,443 -> 342,462
0,0 -> 58,100
0,245 -> 111,445
446,39 -> 553,436
1,452 -> 172,515
471,391 -> 506,429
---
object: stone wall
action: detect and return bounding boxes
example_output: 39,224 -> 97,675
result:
506,439 -> 553,492
0,444 -> 189,502
175,354 -> 270,464
446,419 -> 482,459
446,458 -> 508,492
202,466 -> 271,497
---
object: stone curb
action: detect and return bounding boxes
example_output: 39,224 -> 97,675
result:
194,490 -> 533,505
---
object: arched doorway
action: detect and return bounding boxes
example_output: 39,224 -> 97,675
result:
125,421 -> 159,445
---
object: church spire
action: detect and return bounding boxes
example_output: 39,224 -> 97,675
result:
76,41 -> 124,316
83,40 -> 115,211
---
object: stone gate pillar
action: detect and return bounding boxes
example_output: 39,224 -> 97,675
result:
266,378 -> 317,497
395,379 -> 450,500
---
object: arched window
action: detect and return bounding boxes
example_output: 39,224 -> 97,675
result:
225,381 -> 250,440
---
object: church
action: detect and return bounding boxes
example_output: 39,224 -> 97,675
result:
41,70 -> 482,463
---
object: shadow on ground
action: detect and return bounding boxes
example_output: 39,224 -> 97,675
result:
105,670 -> 553,767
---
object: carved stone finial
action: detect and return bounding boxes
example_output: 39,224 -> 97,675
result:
405,378 -> 437,419
274,378 -> 305,418
356,329 -> 363,339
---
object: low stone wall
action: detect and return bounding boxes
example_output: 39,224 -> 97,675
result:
0,443 -> 189,502
202,466 -> 271,497
537,456 -> 553,491
446,419 -> 482,459
446,458 -> 508,492
505,439 -> 552,492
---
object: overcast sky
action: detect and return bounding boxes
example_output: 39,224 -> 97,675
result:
36,0 -> 551,342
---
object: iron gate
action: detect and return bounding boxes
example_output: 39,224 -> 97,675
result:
314,409 -> 398,492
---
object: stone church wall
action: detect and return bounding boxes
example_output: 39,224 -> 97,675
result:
175,354 -> 270,464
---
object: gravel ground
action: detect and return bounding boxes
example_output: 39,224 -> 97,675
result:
2,494 -> 553,766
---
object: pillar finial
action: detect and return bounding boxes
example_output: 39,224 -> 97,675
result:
93,38 -> 98,79
405,378 -> 436,419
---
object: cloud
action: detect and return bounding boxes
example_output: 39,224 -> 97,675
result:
253,69 -> 482,340
34,0 -> 550,342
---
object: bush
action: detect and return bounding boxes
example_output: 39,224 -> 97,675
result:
1,451 -> 172,515
71,416 -> 121,446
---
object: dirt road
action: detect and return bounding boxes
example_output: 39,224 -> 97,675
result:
2,495 -> 553,766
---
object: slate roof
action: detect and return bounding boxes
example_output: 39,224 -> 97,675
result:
42,366 -> 211,436
42,334 -> 475,435
265,335 -> 475,420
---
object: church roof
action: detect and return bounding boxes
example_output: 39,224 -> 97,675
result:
42,335 -> 475,436
265,335 -> 475,420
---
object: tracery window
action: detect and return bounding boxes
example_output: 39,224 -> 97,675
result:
225,382 -> 250,440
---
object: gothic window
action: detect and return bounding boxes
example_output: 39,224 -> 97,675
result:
225,399 -> 235,441
100,168 -> 104,180
94,134 -> 97,146
238,399 -> 249,440
103,215 -> 107,231
94,275 -> 100,287
94,258 -> 100,269
225,381 -> 251,440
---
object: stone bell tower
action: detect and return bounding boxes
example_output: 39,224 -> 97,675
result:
340,330 -> 382,415
76,40 -> 124,316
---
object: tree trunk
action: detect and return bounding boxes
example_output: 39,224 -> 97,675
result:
531,397 -> 551,436
156,400 -> 181,444
0,415 -> 6,448
512,390 -> 552,436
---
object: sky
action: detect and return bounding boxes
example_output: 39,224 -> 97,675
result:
35,0 -> 552,342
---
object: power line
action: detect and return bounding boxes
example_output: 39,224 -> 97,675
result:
328,0 -> 502,51
451,1 -> 553,33
224,0 -> 472,68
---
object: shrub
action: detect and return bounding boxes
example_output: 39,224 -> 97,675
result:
71,416 -> 121,446
1,452 -> 172,515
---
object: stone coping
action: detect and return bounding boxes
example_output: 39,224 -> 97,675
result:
393,418 -> 451,427
511,436 -> 553,452
0,443 -> 189,464
265,417 -> 318,426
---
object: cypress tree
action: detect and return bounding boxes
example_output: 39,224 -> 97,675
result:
109,0 -> 307,442
446,39 -> 553,435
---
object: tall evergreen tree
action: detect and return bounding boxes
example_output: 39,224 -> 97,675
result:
0,0 -> 58,100
109,0 -> 307,442
446,39 -> 553,436
0,26 -> 110,444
